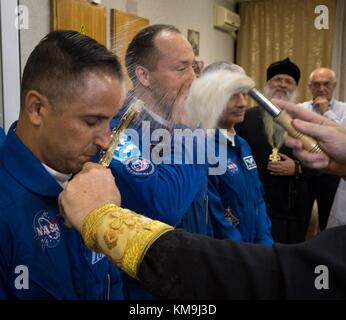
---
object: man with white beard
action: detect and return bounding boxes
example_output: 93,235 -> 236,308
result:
236,58 -> 310,244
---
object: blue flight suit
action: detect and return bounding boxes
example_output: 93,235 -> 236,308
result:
110,104 -> 211,235
0,128 -> 5,145
0,127 -> 5,137
208,129 -> 273,245
109,102 -> 213,299
0,123 -> 124,299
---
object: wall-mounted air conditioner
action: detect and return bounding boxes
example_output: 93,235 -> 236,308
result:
213,5 -> 240,34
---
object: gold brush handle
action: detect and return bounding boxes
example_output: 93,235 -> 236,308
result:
275,110 -> 324,153
98,101 -> 141,168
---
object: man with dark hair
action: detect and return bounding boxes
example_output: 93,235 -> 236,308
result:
0,30 -> 125,299
59,100 -> 346,299
122,24 -> 194,122
109,24 -> 212,299
125,24 -> 180,84
110,24 -> 210,236
236,58 -> 310,244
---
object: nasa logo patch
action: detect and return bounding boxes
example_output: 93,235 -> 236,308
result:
33,210 -> 61,250
125,157 -> 155,176
227,159 -> 239,174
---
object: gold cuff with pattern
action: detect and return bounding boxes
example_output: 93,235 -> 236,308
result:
81,203 -> 173,279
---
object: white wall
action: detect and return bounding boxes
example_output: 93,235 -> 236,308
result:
19,0 -> 50,71
103,0 -> 235,66
140,0 -> 235,65
1,0 -> 22,131
20,0 -> 235,70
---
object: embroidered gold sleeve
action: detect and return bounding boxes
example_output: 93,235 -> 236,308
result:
81,203 -> 173,279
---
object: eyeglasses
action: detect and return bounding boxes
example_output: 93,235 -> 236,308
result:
310,81 -> 335,89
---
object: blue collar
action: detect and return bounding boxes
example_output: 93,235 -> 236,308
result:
0,122 -> 62,197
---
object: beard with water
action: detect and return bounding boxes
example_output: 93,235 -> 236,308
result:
108,62 -> 256,174
261,84 -> 297,149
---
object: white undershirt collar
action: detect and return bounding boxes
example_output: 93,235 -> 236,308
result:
220,129 -> 236,146
42,163 -> 72,189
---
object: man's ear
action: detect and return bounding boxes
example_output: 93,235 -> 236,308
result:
24,90 -> 49,126
135,66 -> 151,87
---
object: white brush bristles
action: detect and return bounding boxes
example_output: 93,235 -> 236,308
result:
186,69 -> 255,130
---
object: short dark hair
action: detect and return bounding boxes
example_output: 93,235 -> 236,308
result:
125,24 -> 180,83
21,30 -> 123,109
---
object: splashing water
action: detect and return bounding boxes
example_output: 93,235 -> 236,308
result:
186,69 -> 255,130
111,22 -> 254,133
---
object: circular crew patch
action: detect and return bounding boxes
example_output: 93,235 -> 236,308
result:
125,157 -> 155,176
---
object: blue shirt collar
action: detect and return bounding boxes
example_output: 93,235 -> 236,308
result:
311,98 -> 335,110
0,122 -> 62,197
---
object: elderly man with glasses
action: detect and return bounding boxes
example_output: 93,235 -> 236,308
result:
299,67 -> 346,233
300,68 -> 346,123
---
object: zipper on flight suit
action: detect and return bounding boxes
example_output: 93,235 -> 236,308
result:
205,195 -> 209,225
106,273 -> 111,300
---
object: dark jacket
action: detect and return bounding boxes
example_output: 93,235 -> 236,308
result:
139,226 -> 346,299
235,107 -> 310,243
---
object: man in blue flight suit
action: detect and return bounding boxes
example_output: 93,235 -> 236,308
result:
108,25 -> 213,298
110,25 -> 212,236
204,62 -> 273,244
0,30 -> 124,299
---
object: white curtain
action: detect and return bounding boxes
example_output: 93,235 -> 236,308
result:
331,0 -> 346,102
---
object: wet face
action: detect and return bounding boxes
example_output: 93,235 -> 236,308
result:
148,31 -> 196,116
218,92 -> 248,130
266,74 -> 297,100
35,72 -> 124,173
309,69 -> 336,101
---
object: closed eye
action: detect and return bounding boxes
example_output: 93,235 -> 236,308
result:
176,66 -> 187,72
83,116 -> 105,127
85,118 -> 98,127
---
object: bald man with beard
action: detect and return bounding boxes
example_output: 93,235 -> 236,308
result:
236,58 -> 310,244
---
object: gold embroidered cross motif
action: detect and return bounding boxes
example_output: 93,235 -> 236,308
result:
269,147 -> 280,162
80,25 -> 86,35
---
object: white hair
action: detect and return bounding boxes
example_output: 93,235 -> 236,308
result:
187,69 -> 255,130
309,68 -> 336,83
201,61 -> 246,76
